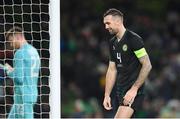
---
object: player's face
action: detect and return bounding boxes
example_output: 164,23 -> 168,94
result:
103,15 -> 120,35
8,35 -> 20,49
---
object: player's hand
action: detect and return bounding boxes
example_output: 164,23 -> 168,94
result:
103,96 -> 112,110
5,63 -> 14,73
123,86 -> 138,106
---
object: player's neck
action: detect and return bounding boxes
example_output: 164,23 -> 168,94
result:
116,27 -> 126,42
19,40 -> 27,48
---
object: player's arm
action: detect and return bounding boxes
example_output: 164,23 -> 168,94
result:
123,36 -> 152,106
132,52 -> 152,89
6,51 -> 24,84
130,37 -> 152,89
105,61 -> 117,96
123,48 -> 152,106
0,63 -> 14,73
103,61 -> 117,110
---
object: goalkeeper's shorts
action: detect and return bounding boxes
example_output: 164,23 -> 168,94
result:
8,103 -> 34,119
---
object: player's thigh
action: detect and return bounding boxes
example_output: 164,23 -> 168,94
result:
131,94 -> 145,117
23,103 -> 34,118
12,103 -> 33,118
115,94 -> 145,118
14,104 -> 24,118
114,106 -> 134,118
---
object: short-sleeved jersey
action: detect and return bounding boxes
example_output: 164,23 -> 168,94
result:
109,29 -> 147,96
7,43 -> 40,103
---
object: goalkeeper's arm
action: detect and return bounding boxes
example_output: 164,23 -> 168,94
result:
0,62 -> 23,84
0,63 -> 14,74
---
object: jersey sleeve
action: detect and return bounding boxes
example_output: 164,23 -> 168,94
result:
109,41 -> 116,62
130,36 -> 147,58
7,51 -> 24,84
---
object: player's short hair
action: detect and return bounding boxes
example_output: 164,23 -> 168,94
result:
103,8 -> 124,19
5,26 -> 24,40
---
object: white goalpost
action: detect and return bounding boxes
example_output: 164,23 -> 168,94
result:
49,0 -> 60,118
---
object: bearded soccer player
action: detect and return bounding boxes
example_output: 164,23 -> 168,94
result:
2,26 -> 40,118
103,8 -> 152,118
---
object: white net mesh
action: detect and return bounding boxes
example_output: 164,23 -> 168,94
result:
0,0 -> 50,118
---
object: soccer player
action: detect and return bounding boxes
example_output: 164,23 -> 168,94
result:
3,26 -> 40,118
102,8 -> 152,118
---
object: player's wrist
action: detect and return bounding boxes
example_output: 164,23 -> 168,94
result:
131,85 -> 139,91
4,63 -> 14,74
104,93 -> 110,97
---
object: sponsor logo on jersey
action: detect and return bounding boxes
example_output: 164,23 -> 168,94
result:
122,44 -> 128,51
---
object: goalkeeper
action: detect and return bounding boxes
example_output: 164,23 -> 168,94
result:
1,26 -> 40,118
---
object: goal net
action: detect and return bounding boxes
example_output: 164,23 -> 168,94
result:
0,0 -> 60,118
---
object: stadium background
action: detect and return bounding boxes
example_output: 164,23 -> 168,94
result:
61,0 -> 180,118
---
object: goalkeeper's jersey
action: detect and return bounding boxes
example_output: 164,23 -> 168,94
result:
7,43 -> 40,103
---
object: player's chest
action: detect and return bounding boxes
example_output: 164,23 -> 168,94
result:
112,41 -> 133,63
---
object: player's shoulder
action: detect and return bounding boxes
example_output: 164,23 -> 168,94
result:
127,29 -> 142,40
18,44 -> 38,56
24,43 -> 37,52
27,45 -> 39,56
14,49 -> 24,58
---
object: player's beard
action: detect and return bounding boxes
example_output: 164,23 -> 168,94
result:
108,28 -> 118,35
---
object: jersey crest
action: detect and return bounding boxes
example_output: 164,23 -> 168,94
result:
122,44 -> 128,51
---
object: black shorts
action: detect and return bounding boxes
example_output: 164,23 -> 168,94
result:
116,94 -> 145,111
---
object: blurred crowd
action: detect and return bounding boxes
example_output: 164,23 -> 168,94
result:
61,0 -> 180,118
